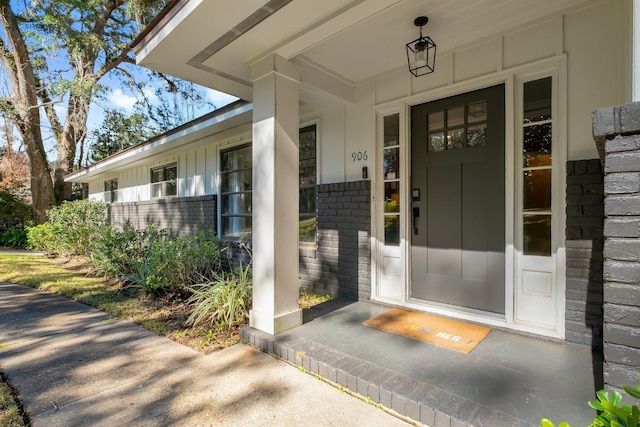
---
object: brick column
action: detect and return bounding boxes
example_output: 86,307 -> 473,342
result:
593,101 -> 640,391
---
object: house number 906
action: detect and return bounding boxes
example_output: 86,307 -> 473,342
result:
351,151 -> 368,162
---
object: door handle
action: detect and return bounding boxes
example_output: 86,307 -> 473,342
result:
412,207 -> 420,235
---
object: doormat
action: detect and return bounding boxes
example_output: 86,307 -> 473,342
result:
363,308 -> 491,353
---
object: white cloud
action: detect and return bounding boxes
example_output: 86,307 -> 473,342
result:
207,89 -> 238,108
107,88 -> 137,112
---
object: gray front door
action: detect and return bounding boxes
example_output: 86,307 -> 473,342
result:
410,85 -> 505,314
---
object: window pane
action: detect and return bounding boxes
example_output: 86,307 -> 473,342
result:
165,165 -> 177,181
300,187 -> 316,214
447,128 -> 465,150
467,125 -> 487,147
384,182 -> 400,213
384,215 -> 400,246
299,216 -> 317,243
524,77 -> 552,123
151,169 -> 162,183
447,106 -> 464,127
300,126 -> 316,159
299,159 -> 316,185
523,214 -> 551,256
428,111 -> 444,132
467,101 -> 487,123
222,145 -> 252,171
222,216 -> 252,238
429,132 -> 445,152
524,169 -> 552,211
222,193 -> 252,215
151,183 -> 162,198
222,171 -> 252,192
523,123 -> 552,167
384,114 -> 400,146
383,147 -> 399,179
166,180 -> 177,196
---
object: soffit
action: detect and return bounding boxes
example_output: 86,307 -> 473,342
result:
135,0 -> 595,101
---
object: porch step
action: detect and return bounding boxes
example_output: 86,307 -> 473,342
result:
240,326 -> 535,427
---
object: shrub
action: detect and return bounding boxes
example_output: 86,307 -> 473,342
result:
27,200 -> 107,256
542,375 -> 640,427
127,230 -> 223,298
0,191 -> 32,233
0,228 -> 28,248
26,223 -> 57,254
186,262 -> 252,330
89,224 -> 146,280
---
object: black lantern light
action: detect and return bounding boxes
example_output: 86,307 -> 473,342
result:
406,16 -> 436,77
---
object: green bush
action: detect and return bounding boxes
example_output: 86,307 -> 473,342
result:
0,191 -> 32,232
127,230 -> 223,298
26,200 -> 107,256
26,223 -> 57,254
186,262 -> 252,330
0,228 -> 28,248
542,375 -> 640,427
89,224 -> 147,280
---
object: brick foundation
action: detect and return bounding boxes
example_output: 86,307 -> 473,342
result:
299,180 -> 371,300
565,159 -> 604,350
108,195 -> 217,236
593,101 -> 640,392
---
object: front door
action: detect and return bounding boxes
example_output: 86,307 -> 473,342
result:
410,85 -> 505,314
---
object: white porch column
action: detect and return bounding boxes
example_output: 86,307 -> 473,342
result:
249,54 -> 302,335
634,0 -> 640,101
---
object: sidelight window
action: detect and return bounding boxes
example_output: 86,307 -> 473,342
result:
521,77 -> 553,256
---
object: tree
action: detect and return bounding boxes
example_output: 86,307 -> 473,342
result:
0,118 -> 31,201
87,109 -> 152,163
0,0 -> 169,222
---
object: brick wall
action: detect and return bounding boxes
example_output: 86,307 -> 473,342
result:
565,159 -> 604,350
593,101 -> 640,392
108,195 -> 217,236
299,180 -> 371,300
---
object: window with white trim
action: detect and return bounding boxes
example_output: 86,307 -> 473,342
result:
221,144 -> 252,238
299,124 -> 317,244
104,179 -> 118,203
150,164 -> 177,198
220,126 -> 318,241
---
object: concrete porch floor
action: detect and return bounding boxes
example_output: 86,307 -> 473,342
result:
241,299 -> 602,427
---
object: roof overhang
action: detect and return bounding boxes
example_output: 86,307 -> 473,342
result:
66,101 -> 252,183
133,0 -> 595,104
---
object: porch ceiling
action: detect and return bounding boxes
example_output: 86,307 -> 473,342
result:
134,0 -> 593,102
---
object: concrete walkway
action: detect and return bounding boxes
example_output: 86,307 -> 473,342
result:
0,282 -> 410,426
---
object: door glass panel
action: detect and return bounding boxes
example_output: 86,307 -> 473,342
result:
384,114 -> 400,146
429,133 -> 445,152
467,125 -> 487,147
524,77 -> 552,123
428,111 -> 444,131
523,214 -> 551,256
447,128 -> 465,150
523,123 -> 552,167
384,215 -> 400,246
467,101 -> 487,123
383,147 -> 399,179
447,106 -> 464,127
522,77 -> 553,257
524,170 -> 552,210
385,182 -> 400,213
